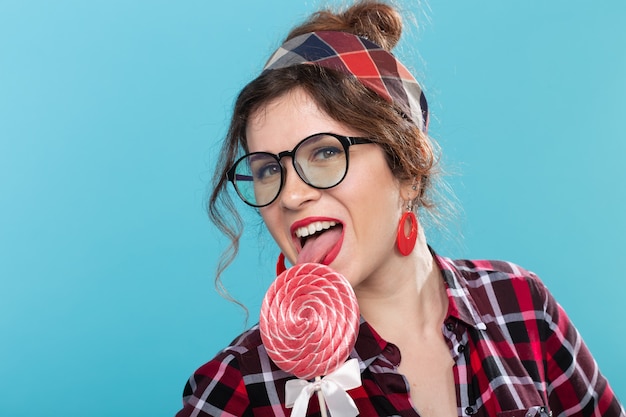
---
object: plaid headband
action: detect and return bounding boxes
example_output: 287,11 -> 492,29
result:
263,31 -> 429,133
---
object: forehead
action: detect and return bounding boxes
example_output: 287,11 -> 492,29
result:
245,88 -> 357,153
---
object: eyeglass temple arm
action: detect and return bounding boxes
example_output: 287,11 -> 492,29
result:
348,137 -> 372,146
234,174 -> 253,181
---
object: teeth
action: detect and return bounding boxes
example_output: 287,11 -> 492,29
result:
295,221 -> 337,238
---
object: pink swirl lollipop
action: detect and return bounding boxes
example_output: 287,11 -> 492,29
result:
260,263 -> 360,380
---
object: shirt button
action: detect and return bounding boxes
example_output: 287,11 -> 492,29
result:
446,322 -> 455,331
457,344 -> 466,353
540,407 -> 552,416
465,406 -> 476,415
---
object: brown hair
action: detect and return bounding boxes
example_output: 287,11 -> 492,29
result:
208,0 -> 442,306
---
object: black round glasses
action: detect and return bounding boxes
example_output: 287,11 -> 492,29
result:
227,133 -> 372,207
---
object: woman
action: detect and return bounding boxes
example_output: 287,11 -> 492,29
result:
176,1 -> 623,416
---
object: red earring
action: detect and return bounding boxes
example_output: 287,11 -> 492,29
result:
396,206 -> 418,256
276,253 -> 287,275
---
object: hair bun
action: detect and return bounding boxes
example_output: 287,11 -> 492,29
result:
286,1 -> 403,51
343,1 -> 403,50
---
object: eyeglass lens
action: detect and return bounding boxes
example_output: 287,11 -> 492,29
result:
231,134 -> 349,207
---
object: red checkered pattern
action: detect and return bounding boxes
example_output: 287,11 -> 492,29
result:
175,252 -> 624,416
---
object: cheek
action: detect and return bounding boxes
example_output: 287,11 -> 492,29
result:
343,155 -> 401,211
260,208 -> 296,259
259,209 -> 280,241
361,189 -> 402,241
340,161 -> 403,236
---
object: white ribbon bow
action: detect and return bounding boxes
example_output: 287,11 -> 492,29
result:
285,358 -> 362,417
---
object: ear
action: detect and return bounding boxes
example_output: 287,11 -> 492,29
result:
399,176 -> 420,202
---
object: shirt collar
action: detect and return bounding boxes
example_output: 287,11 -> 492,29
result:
349,249 -> 488,369
350,317 -> 387,369
433,252 -> 487,331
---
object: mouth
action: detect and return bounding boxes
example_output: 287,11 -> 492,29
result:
294,220 -> 338,246
291,218 -> 344,265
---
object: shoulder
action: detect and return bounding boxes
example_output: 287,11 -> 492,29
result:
191,325 -> 267,378
182,326 -> 261,391
450,258 -> 537,281
444,257 -> 552,318
218,325 -> 264,359
178,325 -> 292,415
175,326 -> 262,416
450,258 -> 547,294
177,325 -> 291,416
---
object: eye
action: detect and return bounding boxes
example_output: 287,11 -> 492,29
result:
254,161 -> 281,181
311,145 -> 343,161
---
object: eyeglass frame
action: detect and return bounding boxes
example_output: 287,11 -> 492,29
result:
226,132 -> 372,207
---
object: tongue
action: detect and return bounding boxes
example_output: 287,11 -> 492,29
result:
296,227 -> 342,265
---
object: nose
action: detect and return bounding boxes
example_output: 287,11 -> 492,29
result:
278,160 -> 321,210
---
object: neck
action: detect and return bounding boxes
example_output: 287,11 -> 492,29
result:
354,234 -> 448,340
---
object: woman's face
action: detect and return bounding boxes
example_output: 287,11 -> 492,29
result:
246,88 -> 408,290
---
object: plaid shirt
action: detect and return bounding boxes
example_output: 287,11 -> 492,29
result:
176,254 -> 624,417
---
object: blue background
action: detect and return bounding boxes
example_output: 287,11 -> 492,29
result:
1,1 -> 624,416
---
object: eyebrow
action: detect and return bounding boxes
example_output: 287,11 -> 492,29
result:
247,153 -> 276,163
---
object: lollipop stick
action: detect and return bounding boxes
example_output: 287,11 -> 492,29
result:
315,376 -> 328,417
